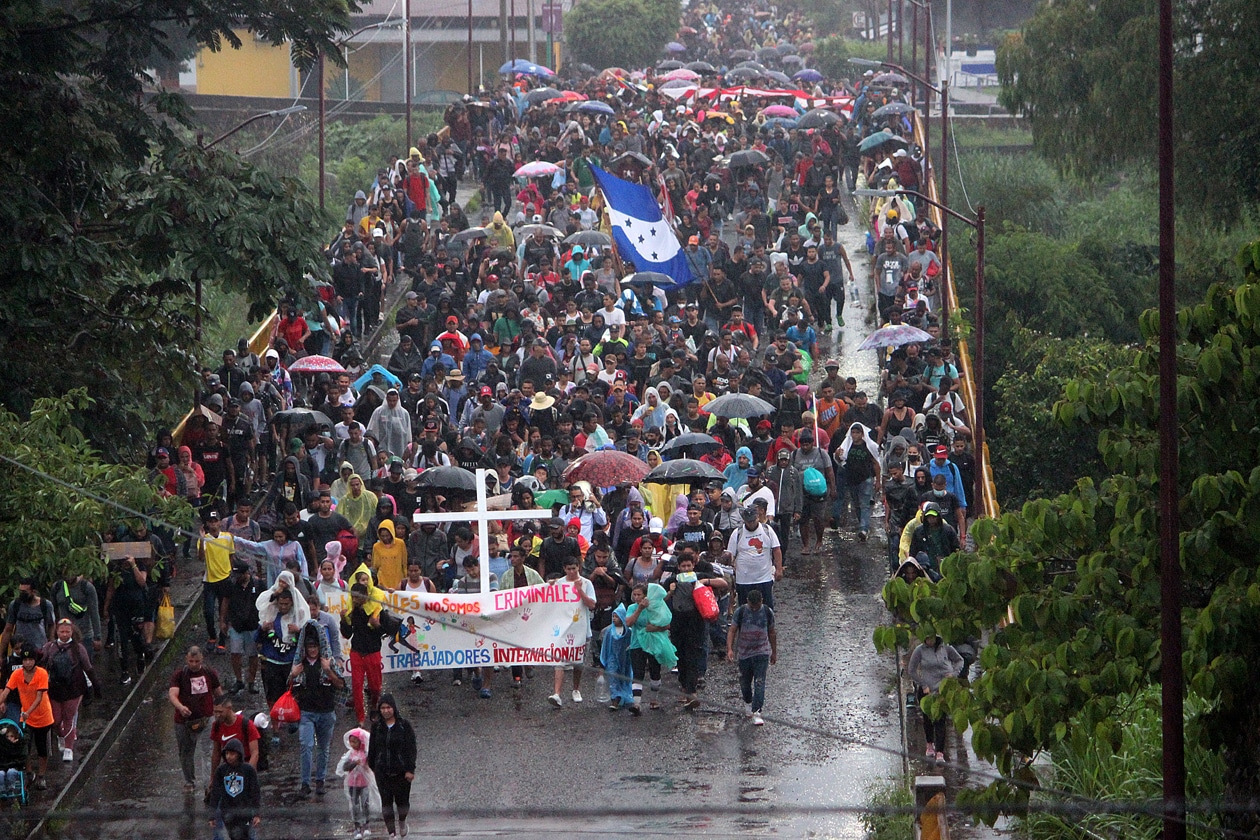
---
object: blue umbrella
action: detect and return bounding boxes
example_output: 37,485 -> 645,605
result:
665,41 -> 687,53
761,117 -> 799,131
793,68 -> 824,83
499,58 -> 554,76
575,100 -> 615,115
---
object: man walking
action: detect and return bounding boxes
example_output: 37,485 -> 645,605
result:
728,507 -> 782,609
728,588 -> 777,726
290,628 -> 344,798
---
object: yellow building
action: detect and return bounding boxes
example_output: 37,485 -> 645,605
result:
193,29 -> 298,98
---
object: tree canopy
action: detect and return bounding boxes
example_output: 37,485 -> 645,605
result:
878,239 -> 1260,832
0,0 -> 357,455
0,390 -> 190,605
996,0 -> 1260,207
566,0 -> 680,72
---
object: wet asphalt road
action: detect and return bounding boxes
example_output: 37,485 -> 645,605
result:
47,218 -> 926,839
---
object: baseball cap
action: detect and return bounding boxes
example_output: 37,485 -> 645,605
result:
934,444 -> 949,457
688,235 -> 699,245
746,466 -> 760,478
405,291 -> 418,300
740,506 -> 760,522
648,517 -> 664,534
824,359 -> 839,369
480,386 -> 493,397
446,316 -> 459,325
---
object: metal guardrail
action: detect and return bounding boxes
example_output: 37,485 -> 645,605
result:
914,113 -> 1000,519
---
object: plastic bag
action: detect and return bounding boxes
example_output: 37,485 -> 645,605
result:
270,690 -> 301,724
692,583 -> 720,622
156,593 -> 176,640
803,467 -> 828,497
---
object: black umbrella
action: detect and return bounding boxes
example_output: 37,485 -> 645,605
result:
644,459 -> 726,484
447,226 -> 490,246
523,87 -> 562,104
272,408 -> 334,431
516,223 -> 564,240
797,109 -> 843,129
736,60 -> 768,73
564,230 -> 612,248
756,47 -> 780,62
610,151 -> 653,168
657,59 -> 684,71
777,44 -> 799,56
574,62 -> 596,75
873,102 -> 917,118
724,67 -> 762,82
780,55 -> 804,67
704,392 -> 775,418
765,70 -> 793,85
724,149 -> 770,169
685,61 -> 717,73
415,466 -> 478,495
728,49 -> 754,61
660,432 -> 725,456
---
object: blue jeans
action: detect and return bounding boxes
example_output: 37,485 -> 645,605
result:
213,818 -> 257,840
341,296 -> 360,336
838,477 -> 874,533
738,654 -> 770,712
299,710 -> 336,785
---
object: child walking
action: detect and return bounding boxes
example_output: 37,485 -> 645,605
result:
336,727 -> 378,839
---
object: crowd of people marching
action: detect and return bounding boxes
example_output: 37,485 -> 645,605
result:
0,1 -> 981,836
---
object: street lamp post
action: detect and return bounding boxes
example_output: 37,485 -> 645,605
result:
857,188 -> 984,512
405,0 -> 413,154
318,20 -> 404,209
196,106 -> 307,348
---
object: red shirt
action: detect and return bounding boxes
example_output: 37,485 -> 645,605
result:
211,711 -> 260,763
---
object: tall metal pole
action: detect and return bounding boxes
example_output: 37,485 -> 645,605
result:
468,0 -> 475,93
527,0 -> 537,63
500,0 -> 509,66
887,0 -> 894,62
938,79 -> 949,337
318,51 -> 326,209
973,206 -> 985,513
911,5 -> 918,104
405,0 -> 413,152
1157,0 -> 1185,830
945,0 -> 952,82
897,0 -> 903,67
511,0 -> 517,62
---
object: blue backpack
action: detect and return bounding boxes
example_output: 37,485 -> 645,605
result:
803,467 -> 827,497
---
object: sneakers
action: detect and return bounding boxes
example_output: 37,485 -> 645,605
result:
512,677 -> 522,688
452,676 -> 462,687
752,712 -> 764,726
355,832 -> 363,840
120,674 -> 133,686
62,747 -> 73,762
744,702 -> 754,717
400,821 -> 408,836
858,530 -> 868,542
571,690 -> 583,703
547,693 -> 563,707
479,688 -> 492,699
628,702 -> 643,716
315,780 -> 325,796
683,697 -> 701,711
299,783 -> 312,798
609,698 -> 623,711
471,674 -> 484,692
248,683 -> 259,694
649,679 -> 661,692
925,743 -> 935,758
410,672 -> 425,685
33,775 -> 47,791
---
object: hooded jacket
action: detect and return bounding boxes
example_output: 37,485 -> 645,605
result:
208,737 -> 261,820
599,604 -> 635,704
367,694 -> 417,777
723,446 -> 755,491
626,583 -> 677,668
338,476 -> 378,539
260,455 -> 312,515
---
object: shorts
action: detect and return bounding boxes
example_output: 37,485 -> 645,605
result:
228,628 -> 258,657
558,645 -> 588,670
802,495 -> 829,520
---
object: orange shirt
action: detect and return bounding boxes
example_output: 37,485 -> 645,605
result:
6,666 -> 54,728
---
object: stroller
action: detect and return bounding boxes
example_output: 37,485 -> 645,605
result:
0,719 -> 27,805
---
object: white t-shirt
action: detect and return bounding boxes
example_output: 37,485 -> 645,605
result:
557,576 -> 596,625
601,306 -> 626,326
727,524 -> 781,585
740,485 -> 777,518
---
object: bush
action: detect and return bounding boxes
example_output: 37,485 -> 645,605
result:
812,35 -> 887,82
567,0 -> 680,71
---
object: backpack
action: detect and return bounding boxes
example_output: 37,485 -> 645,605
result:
48,646 -> 77,689
803,467 -> 827,497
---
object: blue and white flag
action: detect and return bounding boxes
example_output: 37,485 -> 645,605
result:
590,165 -> 696,285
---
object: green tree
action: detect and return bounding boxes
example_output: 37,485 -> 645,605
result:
811,34 -> 886,81
877,240 -> 1260,832
997,0 -> 1260,206
0,0 -> 357,456
566,0 -> 680,71
989,331 -> 1130,506
0,391 -> 191,605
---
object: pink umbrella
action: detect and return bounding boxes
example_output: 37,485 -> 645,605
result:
514,161 -> 560,178
658,68 -> 700,82
761,104 -> 798,118
287,354 -> 345,374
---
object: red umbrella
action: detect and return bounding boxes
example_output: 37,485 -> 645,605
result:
563,450 -> 650,487
287,354 -> 346,374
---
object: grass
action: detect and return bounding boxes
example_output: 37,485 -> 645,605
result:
951,123 -> 1034,148
201,285 -> 266,360
862,779 -> 915,840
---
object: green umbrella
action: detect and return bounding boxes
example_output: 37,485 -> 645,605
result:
859,130 -> 907,153
535,489 -> 570,509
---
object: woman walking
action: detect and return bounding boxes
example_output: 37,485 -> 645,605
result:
40,619 -> 98,763
367,693 -> 416,839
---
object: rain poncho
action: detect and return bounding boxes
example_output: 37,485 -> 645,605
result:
723,446 -> 754,491
627,583 -> 677,668
367,401 -> 412,460
489,211 -> 515,249
665,493 -> 691,534
349,562 -> 385,618
235,531 -> 308,588
335,727 -> 381,820
339,476 -> 378,539
370,520 -> 408,591
599,604 -> 635,705
631,387 -> 676,430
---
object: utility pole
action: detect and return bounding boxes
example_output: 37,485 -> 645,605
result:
468,0 -> 474,93
405,0 -> 413,153
500,0 -> 509,66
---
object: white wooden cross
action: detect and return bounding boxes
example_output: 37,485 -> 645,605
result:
410,468 -> 545,594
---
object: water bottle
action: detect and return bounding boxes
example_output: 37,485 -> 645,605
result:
596,674 -> 610,704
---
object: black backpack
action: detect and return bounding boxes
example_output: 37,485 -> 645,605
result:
48,646 -> 76,689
